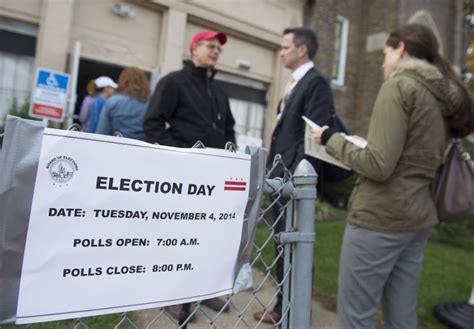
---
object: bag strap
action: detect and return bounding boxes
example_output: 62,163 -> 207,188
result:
453,141 -> 471,161
445,139 -> 472,163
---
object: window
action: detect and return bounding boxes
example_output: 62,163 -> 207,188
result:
0,18 -> 37,126
331,16 -> 349,86
215,73 -> 267,151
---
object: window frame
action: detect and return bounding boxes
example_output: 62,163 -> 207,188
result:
331,15 -> 349,87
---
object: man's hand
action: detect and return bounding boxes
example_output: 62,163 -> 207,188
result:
311,125 -> 329,145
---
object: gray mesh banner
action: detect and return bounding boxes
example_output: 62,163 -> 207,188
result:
0,116 -> 45,324
233,146 -> 267,293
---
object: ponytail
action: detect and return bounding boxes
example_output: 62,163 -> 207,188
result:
432,55 -> 474,138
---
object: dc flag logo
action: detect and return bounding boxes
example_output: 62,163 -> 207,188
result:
224,179 -> 247,191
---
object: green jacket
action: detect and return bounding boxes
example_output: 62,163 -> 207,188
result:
326,59 -> 450,232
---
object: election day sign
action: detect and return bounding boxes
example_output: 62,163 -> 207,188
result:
29,68 -> 70,122
13,129 -> 253,324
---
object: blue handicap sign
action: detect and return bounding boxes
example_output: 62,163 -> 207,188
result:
29,68 -> 71,121
36,69 -> 70,93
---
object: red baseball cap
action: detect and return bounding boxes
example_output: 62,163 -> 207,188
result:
189,31 -> 227,51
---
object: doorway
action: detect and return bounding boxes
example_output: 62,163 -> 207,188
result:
73,58 -> 125,124
215,73 -> 267,151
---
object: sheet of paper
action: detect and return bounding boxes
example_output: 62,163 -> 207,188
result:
302,115 -> 367,149
303,121 -> 351,170
343,135 -> 367,149
302,115 -> 321,129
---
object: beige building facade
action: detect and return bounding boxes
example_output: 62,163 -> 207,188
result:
0,0 -> 467,147
0,0 -> 305,148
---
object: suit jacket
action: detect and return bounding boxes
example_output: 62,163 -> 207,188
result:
268,67 -> 334,178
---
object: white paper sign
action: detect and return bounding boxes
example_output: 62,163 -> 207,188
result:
16,129 -> 251,324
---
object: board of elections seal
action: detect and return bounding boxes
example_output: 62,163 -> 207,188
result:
47,156 -> 78,185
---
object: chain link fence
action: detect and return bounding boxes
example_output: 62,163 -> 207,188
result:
4,155 -> 317,329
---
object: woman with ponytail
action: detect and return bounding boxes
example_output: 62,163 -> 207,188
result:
312,23 -> 474,328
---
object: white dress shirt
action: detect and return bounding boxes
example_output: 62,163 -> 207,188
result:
277,61 -> 314,120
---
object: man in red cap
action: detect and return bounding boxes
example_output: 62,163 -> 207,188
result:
143,30 -> 234,321
144,30 -> 235,149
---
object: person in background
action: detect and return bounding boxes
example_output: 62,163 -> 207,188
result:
96,67 -> 150,141
253,27 -> 334,325
143,30 -> 236,320
87,76 -> 117,133
143,30 -> 235,148
312,23 -> 474,328
78,79 -> 96,132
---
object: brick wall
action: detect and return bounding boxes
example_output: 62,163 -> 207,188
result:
399,0 -> 464,64
351,0 -> 399,136
305,0 -> 464,137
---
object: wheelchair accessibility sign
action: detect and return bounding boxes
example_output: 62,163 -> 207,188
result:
29,68 -> 70,122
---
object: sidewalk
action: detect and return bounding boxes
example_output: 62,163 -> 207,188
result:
131,268 -> 339,328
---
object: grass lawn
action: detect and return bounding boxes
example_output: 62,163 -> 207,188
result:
249,200 -> 474,328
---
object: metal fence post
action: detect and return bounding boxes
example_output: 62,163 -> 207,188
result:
289,159 -> 317,329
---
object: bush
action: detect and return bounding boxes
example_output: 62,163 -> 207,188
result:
320,173 -> 357,208
315,200 -> 347,222
8,97 -> 36,120
431,220 -> 474,249
1,97 -> 39,134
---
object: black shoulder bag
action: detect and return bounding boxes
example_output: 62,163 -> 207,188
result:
433,140 -> 474,222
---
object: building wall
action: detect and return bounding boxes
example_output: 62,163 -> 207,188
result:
0,0 -> 303,143
307,0 -> 366,134
71,0 -> 162,71
351,0 -> 399,137
0,0 -> 41,24
400,0 -> 465,70
35,0 -> 75,71
175,0 -> 303,36
354,0 -> 465,137
399,0 -> 461,63
307,0 -> 465,137
309,0 -> 336,78
0,0 -> 466,144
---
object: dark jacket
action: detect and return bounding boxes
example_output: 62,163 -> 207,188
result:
143,61 -> 235,148
269,67 -> 333,177
326,59 -> 451,232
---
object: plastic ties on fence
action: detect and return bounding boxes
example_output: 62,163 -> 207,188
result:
67,123 -> 81,131
224,141 -> 237,152
191,140 -> 206,149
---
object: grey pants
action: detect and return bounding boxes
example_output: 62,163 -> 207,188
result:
337,223 -> 433,329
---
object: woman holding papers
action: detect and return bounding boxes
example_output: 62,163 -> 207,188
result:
312,24 -> 474,328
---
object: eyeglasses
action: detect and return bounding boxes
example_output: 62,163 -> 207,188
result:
200,42 -> 223,54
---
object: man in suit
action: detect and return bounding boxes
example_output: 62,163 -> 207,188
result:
254,27 -> 334,324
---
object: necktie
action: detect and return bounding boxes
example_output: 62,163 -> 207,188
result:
277,77 -> 295,120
